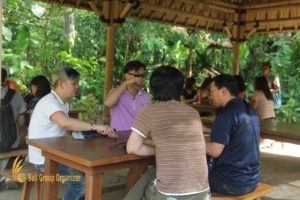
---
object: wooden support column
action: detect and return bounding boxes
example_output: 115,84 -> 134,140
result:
103,26 -> 116,124
99,0 -> 136,123
231,8 -> 246,75
187,29 -> 195,77
188,44 -> 193,77
232,42 -> 240,75
0,0 -> 3,86
212,47 -> 215,69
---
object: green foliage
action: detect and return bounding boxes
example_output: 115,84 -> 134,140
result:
3,0 -> 300,124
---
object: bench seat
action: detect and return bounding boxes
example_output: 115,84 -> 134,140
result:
0,148 -> 28,159
212,183 -> 274,200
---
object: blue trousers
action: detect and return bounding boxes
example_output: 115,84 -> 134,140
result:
35,164 -> 85,200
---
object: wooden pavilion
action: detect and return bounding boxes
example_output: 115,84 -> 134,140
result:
1,0 -> 300,121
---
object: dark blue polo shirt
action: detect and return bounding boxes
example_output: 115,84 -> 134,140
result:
210,98 -> 260,187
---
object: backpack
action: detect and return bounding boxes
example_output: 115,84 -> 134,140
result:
0,88 -> 17,152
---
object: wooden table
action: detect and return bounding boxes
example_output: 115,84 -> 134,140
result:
27,131 -> 155,200
201,116 -> 300,145
188,103 -> 217,114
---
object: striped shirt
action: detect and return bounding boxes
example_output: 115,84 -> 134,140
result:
132,100 -> 209,195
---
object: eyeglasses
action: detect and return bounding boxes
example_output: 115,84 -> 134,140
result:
127,72 -> 145,78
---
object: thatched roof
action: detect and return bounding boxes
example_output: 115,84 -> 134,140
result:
36,0 -> 300,40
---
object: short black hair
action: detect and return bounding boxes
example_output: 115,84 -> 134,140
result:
200,77 -> 213,90
233,75 -> 246,93
150,65 -> 184,101
30,75 -> 51,98
213,74 -> 238,96
1,68 -> 7,84
262,61 -> 272,68
184,77 -> 196,90
123,60 -> 146,74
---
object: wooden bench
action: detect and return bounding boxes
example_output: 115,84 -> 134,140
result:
2,164 -> 43,200
0,148 -> 28,159
212,183 -> 275,200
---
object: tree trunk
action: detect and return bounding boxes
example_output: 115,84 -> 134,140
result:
64,11 -> 75,47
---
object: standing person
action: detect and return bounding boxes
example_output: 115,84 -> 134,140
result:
180,77 -> 198,103
206,74 -> 260,195
104,60 -> 151,131
251,76 -> 275,120
125,66 -> 210,200
233,75 -> 247,100
28,67 -> 115,200
0,68 -> 27,187
262,62 -> 281,109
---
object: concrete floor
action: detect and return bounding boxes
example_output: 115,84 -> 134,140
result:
1,144 -> 300,200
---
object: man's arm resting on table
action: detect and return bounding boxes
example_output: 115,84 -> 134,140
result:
50,111 -> 111,134
206,142 -> 225,158
127,131 -> 155,156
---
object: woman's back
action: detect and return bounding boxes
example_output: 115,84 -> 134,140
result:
252,90 -> 275,120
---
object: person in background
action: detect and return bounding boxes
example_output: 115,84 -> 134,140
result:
28,67 -> 116,200
26,75 -> 51,110
233,75 -> 247,100
262,62 -> 281,109
197,77 -> 213,104
104,60 -> 151,131
251,76 -> 276,149
251,76 -> 275,120
124,66 -> 210,200
24,75 -> 51,127
180,76 -> 198,103
206,74 -> 260,196
1,68 -> 27,188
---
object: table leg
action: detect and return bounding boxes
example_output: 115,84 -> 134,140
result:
126,164 -> 148,191
85,173 -> 102,200
44,158 -> 58,200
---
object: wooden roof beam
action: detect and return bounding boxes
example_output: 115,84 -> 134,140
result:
88,1 -> 102,18
240,0 -> 300,10
246,17 -> 300,26
204,0 -> 239,9
36,0 -> 91,10
255,27 -> 300,34
120,2 -> 133,18
244,4 -> 300,13
129,15 -> 224,34
173,0 -> 237,13
76,0 -> 81,6
140,2 -> 231,25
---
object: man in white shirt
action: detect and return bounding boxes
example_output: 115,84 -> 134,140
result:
28,67 -> 115,200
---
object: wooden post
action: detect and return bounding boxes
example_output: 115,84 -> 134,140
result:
101,0 -> 126,124
231,8 -> 245,75
232,42 -> 240,75
188,44 -> 193,77
211,47 -> 215,69
187,29 -> 195,77
103,26 -> 116,124
0,0 -> 3,86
